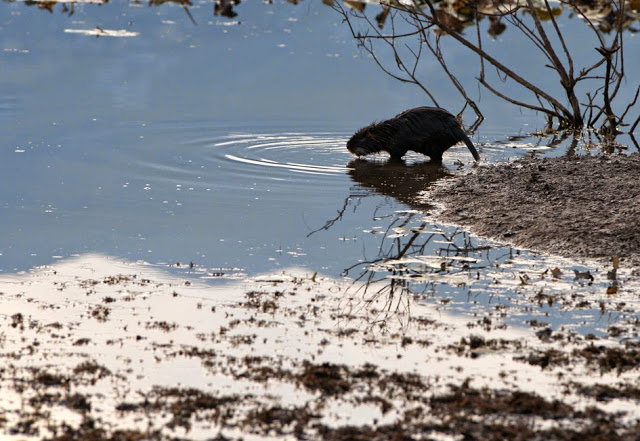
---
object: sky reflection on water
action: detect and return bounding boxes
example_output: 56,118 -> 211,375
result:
0,1 -> 638,338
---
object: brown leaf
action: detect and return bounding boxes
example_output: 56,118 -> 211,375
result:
611,256 -> 620,270
551,267 -> 563,279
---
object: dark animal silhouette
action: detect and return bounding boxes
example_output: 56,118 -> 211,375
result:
347,107 -> 480,162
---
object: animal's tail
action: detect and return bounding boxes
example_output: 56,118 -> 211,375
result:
462,133 -> 480,161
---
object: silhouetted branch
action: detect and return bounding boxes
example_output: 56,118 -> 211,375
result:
334,0 -> 639,138
631,113 -> 640,135
415,17 -> 484,123
414,0 -> 576,124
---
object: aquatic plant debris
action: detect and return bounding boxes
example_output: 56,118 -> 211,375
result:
0,254 -> 639,440
427,153 -> 640,270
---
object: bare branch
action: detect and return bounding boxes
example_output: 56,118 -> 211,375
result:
630,112 -> 640,135
414,14 -> 483,121
525,0 -> 581,125
417,0 -> 574,122
543,0 -> 574,79
478,77 -> 560,119
336,3 -> 440,106
333,0 -> 635,134
558,0 -> 605,47
607,0 -> 626,104
619,85 -> 640,127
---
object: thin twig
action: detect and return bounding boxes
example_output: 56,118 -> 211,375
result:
418,0 -> 574,123
544,0 -> 574,79
619,85 -> 640,127
525,0 -> 581,125
415,14 -> 483,121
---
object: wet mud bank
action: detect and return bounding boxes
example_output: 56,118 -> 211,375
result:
1,255 -> 640,440
428,153 -> 640,270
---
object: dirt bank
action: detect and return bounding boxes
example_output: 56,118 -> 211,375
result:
428,153 -> 640,269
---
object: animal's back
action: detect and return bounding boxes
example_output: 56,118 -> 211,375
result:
395,107 -> 462,144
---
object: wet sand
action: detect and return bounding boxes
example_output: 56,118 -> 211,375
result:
427,153 -> 640,270
1,254 -> 639,440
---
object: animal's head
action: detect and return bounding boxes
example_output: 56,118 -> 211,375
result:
346,125 -> 384,157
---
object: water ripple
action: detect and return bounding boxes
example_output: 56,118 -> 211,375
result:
210,132 -> 351,177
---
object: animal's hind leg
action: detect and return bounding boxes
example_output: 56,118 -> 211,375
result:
421,141 -> 442,163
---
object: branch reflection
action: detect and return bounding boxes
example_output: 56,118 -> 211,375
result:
11,0 -> 640,35
326,158 -> 492,332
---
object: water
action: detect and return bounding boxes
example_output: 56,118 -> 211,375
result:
0,117 -> 544,275
1,0 -> 639,337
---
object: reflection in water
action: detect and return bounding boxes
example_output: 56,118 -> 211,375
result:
10,0 -> 640,34
341,158 -> 479,303
325,156 -> 636,336
215,0 -> 241,18
336,0 -> 640,34
346,158 -> 450,210
307,157 -> 449,237
306,157 -> 463,329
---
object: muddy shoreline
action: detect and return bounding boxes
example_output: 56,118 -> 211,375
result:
1,255 -> 640,440
427,153 -> 640,270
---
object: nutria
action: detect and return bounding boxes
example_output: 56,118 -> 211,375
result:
347,107 -> 480,162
